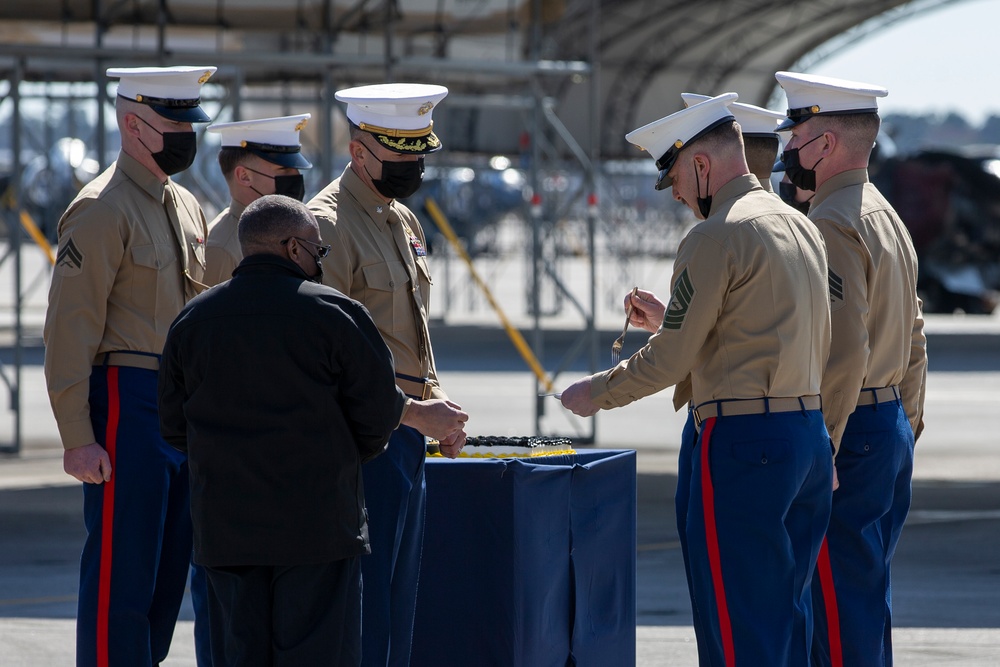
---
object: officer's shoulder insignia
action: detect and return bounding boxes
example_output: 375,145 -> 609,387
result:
663,267 -> 694,330
828,268 -> 845,311
55,237 -> 85,276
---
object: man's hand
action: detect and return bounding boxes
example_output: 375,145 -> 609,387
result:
437,429 -> 468,459
64,443 -> 112,485
628,289 -> 666,333
402,398 -> 469,441
560,376 -> 601,417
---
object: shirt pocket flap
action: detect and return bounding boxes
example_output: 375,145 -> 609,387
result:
131,243 -> 176,270
362,261 -> 408,292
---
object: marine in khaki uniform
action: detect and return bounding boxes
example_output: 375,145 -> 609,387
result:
561,93 -> 833,667
671,91 -> 791,667
307,83 -> 468,667
203,113 -> 313,286
775,71 -> 928,667
43,66 -> 214,667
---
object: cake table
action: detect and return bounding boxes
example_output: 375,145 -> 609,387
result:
411,449 -> 637,666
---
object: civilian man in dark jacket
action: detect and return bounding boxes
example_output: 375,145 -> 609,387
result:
158,194 -> 404,666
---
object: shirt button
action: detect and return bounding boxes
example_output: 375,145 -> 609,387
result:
389,280 -> 395,288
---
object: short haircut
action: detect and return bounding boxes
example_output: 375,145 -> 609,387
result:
349,125 -> 368,143
238,194 -> 317,256
689,119 -> 744,159
218,147 -> 257,180
743,136 -> 780,180
816,113 -> 881,155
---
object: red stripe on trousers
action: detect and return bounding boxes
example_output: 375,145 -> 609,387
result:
97,367 -> 119,667
816,537 -> 844,667
700,417 -> 735,667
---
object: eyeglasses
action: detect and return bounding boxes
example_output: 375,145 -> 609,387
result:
281,236 -> 331,259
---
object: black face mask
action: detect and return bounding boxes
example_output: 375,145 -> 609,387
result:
365,151 -> 425,200
778,181 -> 812,215
780,133 -> 824,192
695,166 -> 711,219
275,174 -> 306,202
246,167 -> 306,202
136,115 -> 197,176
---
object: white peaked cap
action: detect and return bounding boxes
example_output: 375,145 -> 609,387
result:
775,71 -> 888,130
626,92 -> 738,189
335,83 -> 449,154
207,114 -> 312,169
681,92 -> 784,137
107,66 -> 217,122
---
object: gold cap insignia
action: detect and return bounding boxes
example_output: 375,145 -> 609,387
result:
240,140 -> 248,148
674,140 -> 684,149
135,94 -> 144,102
418,102 -> 434,116
811,105 -> 820,113
198,71 -> 213,85
295,119 -> 308,131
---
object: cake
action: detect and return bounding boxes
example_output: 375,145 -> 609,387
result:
429,436 -> 576,459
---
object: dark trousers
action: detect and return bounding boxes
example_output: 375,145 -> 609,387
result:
205,558 -> 362,667
191,561 -> 213,666
77,365 -> 193,667
360,425 -> 427,667
675,408 -> 711,666
811,400 -> 913,667
686,409 -> 832,667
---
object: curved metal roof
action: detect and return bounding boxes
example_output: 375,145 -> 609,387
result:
0,0 -> 965,157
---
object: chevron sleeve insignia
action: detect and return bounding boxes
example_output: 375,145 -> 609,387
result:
828,268 -> 844,307
663,267 -> 694,330
55,237 -> 85,276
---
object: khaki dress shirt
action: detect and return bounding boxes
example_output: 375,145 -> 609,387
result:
308,166 -> 445,400
809,169 -> 927,450
204,199 -> 246,286
669,180 -> 783,413
44,151 -> 209,449
592,175 -> 830,411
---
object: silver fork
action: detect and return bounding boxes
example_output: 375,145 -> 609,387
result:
611,286 -> 639,366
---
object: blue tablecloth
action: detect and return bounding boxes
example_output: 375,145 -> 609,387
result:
412,449 -> 637,667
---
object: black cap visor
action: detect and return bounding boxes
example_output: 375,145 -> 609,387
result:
245,145 -> 313,170
121,94 -> 212,123
652,114 -> 734,191
777,106 -> 878,132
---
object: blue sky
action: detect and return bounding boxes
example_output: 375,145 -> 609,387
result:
799,0 -> 999,126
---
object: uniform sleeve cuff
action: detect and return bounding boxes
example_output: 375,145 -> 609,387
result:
590,370 -> 626,409
58,419 -> 97,451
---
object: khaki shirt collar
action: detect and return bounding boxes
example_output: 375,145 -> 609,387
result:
708,173 -> 761,217
812,168 -> 868,209
342,165 -> 393,228
117,150 -> 167,202
228,199 -> 247,221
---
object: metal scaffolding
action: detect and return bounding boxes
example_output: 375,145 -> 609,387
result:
0,0 -> 964,452
0,0 -> 604,452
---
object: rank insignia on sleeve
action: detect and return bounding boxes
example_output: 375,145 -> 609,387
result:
828,268 -> 845,311
55,237 -> 85,276
663,267 -> 694,330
